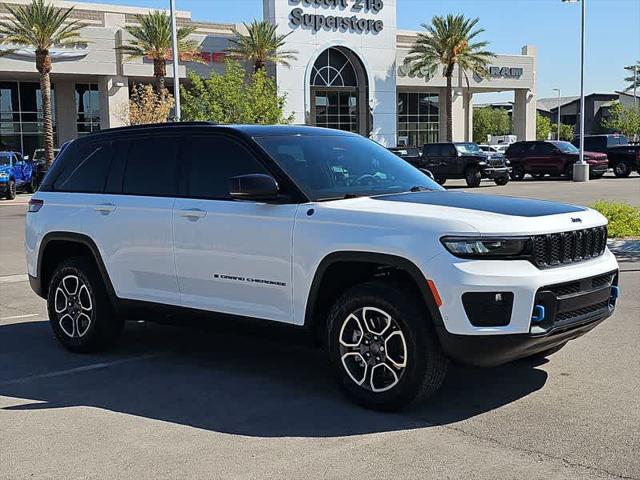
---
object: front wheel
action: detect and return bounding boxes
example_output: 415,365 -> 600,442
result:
327,281 -> 448,411
47,257 -> 123,352
564,162 -> 574,178
494,175 -> 509,186
613,160 -> 631,178
465,167 -> 482,188
435,176 -> 447,186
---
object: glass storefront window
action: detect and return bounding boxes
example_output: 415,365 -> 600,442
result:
0,81 -> 56,157
397,92 -> 440,147
76,83 -> 101,135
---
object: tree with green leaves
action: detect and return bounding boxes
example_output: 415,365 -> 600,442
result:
117,10 -> 202,94
553,123 -> 575,141
403,14 -> 494,141
181,59 -> 293,125
624,61 -> 639,92
227,20 -> 297,73
0,0 -> 87,166
473,107 -> 511,143
603,102 -> 640,138
536,113 -> 552,141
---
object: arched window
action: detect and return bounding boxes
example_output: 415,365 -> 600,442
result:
311,48 -> 358,88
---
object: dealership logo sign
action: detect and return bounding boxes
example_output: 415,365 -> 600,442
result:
489,66 -> 524,79
289,0 -> 384,33
0,45 -> 89,61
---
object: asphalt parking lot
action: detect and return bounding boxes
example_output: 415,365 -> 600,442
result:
1,174 -> 639,480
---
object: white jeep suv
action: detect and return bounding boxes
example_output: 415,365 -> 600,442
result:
25,124 -> 620,410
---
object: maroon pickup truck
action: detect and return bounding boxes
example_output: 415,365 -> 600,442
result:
506,141 -> 609,180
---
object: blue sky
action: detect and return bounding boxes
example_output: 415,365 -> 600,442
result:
85,0 -> 639,102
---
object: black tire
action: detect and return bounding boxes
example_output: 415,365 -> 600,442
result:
435,176 -> 447,186
564,162 -> 574,178
26,176 -> 37,194
510,165 -> 525,181
590,172 -> 605,180
5,180 -> 16,200
494,175 -> 509,186
526,342 -> 567,361
47,257 -> 123,353
613,160 -> 631,178
327,281 -> 448,411
465,167 -> 482,188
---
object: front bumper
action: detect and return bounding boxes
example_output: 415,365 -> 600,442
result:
587,162 -> 609,173
482,167 -> 511,179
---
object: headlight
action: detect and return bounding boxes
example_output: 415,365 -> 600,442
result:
0,173 -> 8,180
441,237 -> 531,259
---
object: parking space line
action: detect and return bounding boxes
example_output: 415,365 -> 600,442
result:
0,274 -> 28,284
0,353 -> 166,387
0,313 -> 39,321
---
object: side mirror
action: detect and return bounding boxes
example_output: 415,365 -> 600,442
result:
228,174 -> 279,201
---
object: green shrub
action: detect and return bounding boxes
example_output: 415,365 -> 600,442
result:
591,201 -> 640,238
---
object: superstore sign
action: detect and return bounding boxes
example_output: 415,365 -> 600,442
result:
289,0 -> 384,33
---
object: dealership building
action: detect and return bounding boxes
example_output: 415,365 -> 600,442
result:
0,0 -> 537,156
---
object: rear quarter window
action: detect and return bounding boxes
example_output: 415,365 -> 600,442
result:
49,140 -> 114,193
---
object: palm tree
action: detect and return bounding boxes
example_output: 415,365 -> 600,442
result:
624,61 -> 639,93
227,20 -> 297,73
117,11 -> 202,94
0,0 -> 87,167
404,14 -> 495,141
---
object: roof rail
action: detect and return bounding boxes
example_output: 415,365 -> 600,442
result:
88,121 -> 217,135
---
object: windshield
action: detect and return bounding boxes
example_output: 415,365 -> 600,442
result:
255,135 -> 444,201
555,141 -> 579,154
455,143 -> 483,155
0,153 -> 11,166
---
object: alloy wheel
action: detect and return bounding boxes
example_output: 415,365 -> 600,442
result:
338,306 -> 408,393
54,275 -> 93,338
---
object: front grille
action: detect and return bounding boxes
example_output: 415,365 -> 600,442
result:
556,300 -> 609,322
532,226 -> 607,268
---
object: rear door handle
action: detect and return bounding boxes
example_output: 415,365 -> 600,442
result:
178,208 -> 207,220
94,203 -> 116,215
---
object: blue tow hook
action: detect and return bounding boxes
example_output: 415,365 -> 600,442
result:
610,286 -> 620,300
531,305 -> 545,323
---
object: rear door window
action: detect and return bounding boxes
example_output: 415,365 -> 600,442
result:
121,135 -> 181,197
52,141 -> 114,193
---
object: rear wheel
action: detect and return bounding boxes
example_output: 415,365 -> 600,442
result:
26,176 -> 37,193
590,172 -> 605,179
465,167 -> 482,188
613,160 -> 631,178
510,166 -> 525,181
435,176 -> 447,186
47,257 -> 123,352
5,180 -> 16,200
327,281 -> 448,411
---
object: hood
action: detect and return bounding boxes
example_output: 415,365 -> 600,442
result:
319,190 -> 606,236
567,151 -> 608,162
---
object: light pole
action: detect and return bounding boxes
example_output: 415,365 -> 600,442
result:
553,88 -> 561,140
169,0 -> 181,121
562,0 -> 589,181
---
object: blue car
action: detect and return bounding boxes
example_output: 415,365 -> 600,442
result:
0,151 -> 37,200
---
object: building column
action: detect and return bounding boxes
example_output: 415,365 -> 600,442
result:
54,81 -> 77,145
513,89 -> 536,141
513,45 -> 537,141
98,75 -> 129,129
451,88 -> 466,141
464,91 -> 473,142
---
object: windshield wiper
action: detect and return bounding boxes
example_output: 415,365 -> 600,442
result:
409,185 -> 433,192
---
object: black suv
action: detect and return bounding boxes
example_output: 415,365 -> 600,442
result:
573,135 -> 640,177
421,142 -> 510,187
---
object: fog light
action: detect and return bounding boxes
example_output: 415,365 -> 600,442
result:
462,292 -> 514,327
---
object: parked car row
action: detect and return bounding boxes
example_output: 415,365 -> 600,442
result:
0,147 -> 63,200
390,134 -> 639,187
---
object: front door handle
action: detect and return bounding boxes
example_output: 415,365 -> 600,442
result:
178,208 -> 207,220
94,203 -> 116,215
